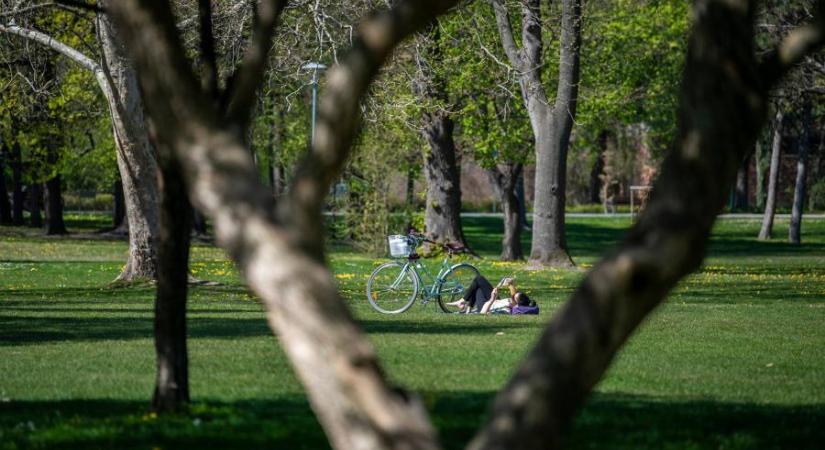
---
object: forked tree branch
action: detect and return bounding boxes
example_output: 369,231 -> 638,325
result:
468,1 -> 825,448
106,1 -> 461,449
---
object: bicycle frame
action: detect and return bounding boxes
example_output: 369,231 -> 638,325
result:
400,255 -> 455,305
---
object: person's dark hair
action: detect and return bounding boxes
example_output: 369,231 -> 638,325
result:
516,292 -> 535,307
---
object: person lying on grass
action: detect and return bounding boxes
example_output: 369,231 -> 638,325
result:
447,276 -> 539,315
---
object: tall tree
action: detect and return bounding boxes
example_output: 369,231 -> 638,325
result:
0,3 -> 161,281
413,23 -> 467,245
789,97 -> 812,243
491,0 -> 583,267
758,108 -> 783,240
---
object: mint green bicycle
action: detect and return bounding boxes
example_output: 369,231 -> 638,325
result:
366,232 -> 480,314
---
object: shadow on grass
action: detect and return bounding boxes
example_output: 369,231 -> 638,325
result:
0,316 -> 271,346
2,393 -> 823,450
434,391 -> 825,450
358,318 -> 545,335
0,313 -> 548,345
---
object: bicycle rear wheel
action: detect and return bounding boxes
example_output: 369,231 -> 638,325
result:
437,263 -> 480,313
366,261 -> 419,314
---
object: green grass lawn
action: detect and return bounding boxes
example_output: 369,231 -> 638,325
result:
1,214 -> 824,449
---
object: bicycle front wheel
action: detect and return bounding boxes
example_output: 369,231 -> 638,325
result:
437,263 -> 481,313
366,261 -> 419,314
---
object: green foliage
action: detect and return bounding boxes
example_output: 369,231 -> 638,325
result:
808,178 -> 825,211
577,0 -> 689,152
0,9 -> 114,192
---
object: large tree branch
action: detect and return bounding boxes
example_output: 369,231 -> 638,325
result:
469,1 -> 822,448
0,23 -> 98,72
519,0 -> 541,87
106,1 -> 461,449
281,0 -> 461,260
551,0 -> 581,119
221,0 -> 287,133
490,0 -> 524,72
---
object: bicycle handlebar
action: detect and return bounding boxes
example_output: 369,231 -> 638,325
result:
406,232 -> 476,257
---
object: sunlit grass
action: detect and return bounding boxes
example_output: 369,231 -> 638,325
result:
1,215 -> 824,449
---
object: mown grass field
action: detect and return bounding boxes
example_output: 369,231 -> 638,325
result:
1,213 -> 824,449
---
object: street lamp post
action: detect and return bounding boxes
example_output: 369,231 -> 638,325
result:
301,62 -> 327,147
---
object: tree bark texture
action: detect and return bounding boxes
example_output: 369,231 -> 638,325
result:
97,7 -> 162,281
414,24 -> 466,245
468,1 -> 825,448
152,152 -> 192,413
491,0 -> 582,267
758,109 -> 783,240
422,121 -> 465,244
754,137 -> 766,210
789,99 -> 811,244
28,183 -> 42,228
107,1 -> 458,448
0,145 -> 12,224
44,174 -> 67,235
488,163 -> 524,260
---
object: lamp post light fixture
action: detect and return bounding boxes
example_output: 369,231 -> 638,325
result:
301,62 -> 327,147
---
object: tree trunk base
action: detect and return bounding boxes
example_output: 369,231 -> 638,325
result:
528,250 -> 576,269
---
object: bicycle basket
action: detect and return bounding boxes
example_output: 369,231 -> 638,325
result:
387,235 -> 412,258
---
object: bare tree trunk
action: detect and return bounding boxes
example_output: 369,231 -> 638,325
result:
0,144 -> 11,224
491,0 -> 581,267
97,6 -> 161,281
421,120 -> 465,244
758,109 -> 783,240
755,137 -> 766,210
489,163 -> 524,260
28,183 -> 42,228
414,24 -> 466,245
789,99 -> 811,244
734,154 -> 749,210
530,0 -> 581,267
152,151 -> 192,412
44,175 -> 67,235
